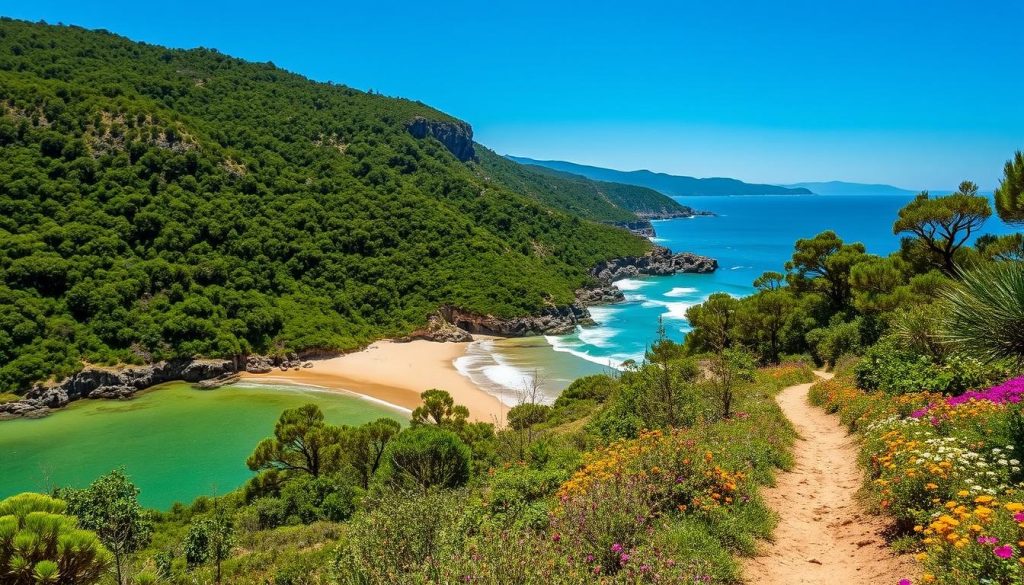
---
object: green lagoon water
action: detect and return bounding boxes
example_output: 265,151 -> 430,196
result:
0,382 -> 403,509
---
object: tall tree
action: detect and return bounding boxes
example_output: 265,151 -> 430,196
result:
58,470 -> 152,585
344,418 -> 402,490
995,150 -> 1024,224
247,404 -> 344,478
410,389 -> 469,428
893,183 -> 991,275
785,230 -> 867,307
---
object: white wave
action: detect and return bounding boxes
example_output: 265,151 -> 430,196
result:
453,340 -> 537,406
577,324 -> 620,348
664,286 -> 699,298
586,305 -> 621,324
612,278 -> 651,291
641,298 -> 697,321
624,293 -> 647,302
650,237 -> 669,243
730,265 -> 747,271
545,335 -> 635,370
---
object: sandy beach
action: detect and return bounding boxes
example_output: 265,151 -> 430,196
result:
240,339 -> 508,424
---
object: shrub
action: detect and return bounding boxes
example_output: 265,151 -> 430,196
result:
374,426 -> 471,492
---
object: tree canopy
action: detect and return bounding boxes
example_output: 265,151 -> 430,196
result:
0,19 -> 649,393
892,183 -> 991,274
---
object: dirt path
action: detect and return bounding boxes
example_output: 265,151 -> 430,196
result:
741,371 -> 917,585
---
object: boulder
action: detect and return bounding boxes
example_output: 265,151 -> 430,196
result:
591,246 -> 717,283
406,117 -> 476,161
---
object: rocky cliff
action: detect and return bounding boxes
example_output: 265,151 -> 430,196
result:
438,304 -> 591,337
0,358 -> 234,420
406,117 -> 476,162
591,246 -> 718,282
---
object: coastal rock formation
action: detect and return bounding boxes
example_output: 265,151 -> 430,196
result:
402,314 -> 475,343
591,246 -> 718,283
575,285 -> 626,305
439,304 -> 591,337
406,117 -> 476,162
611,219 -> 656,237
0,358 -> 233,420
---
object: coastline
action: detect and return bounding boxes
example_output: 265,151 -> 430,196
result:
240,338 -> 509,424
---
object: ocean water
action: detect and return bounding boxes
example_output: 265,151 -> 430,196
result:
473,193 -> 1018,394
0,382 -> 403,509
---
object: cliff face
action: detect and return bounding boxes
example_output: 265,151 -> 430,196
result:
406,117 -> 476,161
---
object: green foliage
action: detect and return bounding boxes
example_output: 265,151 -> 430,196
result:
853,336 -> 1005,395
995,150 -> 1024,224
805,317 -> 862,366
57,469 -> 152,585
892,183 -> 992,274
506,403 -> 550,431
941,260 -> 1024,364
247,404 -> 345,480
475,149 -> 696,224
375,426 -> 472,492
785,230 -> 867,307
410,388 -> 468,428
0,19 -> 649,393
333,489 -> 468,584
183,500 -> 234,583
0,493 -> 112,585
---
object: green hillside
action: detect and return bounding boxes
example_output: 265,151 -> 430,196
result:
475,149 -> 696,222
0,19 -> 649,392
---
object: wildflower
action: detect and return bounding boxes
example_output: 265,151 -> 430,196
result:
610,543 -> 622,553
995,545 -> 1014,559
899,580 -> 911,585
978,536 -> 998,545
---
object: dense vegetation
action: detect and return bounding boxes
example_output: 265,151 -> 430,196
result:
677,153 -> 1024,584
0,19 -> 653,393
475,150 -> 697,222
18,349 -> 811,584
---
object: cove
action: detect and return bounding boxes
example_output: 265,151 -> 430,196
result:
0,382 -> 404,509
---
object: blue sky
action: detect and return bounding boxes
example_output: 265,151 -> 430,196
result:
2,0 -> 1021,189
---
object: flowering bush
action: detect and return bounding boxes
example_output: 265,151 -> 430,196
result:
812,375 -> 1024,584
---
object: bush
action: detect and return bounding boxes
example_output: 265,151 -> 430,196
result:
374,426 -> 471,492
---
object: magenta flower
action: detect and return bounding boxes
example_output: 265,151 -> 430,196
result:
1014,512 -> 1024,523
899,580 -> 912,585
619,553 -> 630,564
978,536 -> 999,545
995,545 -> 1014,559
610,543 -> 623,553
551,533 -> 560,543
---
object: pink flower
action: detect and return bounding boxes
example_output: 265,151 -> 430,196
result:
551,533 -> 560,543
1015,512 -> 1024,523
898,580 -> 911,585
995,545 -> 1014,559
978,536 -> 998,545
619,553 -> 630,564
610,543 -> 623,553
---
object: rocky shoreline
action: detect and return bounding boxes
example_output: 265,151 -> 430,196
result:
0,246 -> 717,421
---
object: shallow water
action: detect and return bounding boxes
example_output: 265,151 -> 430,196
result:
0,382 -> 403,508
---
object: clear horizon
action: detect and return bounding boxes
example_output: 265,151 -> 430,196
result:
2,0 -> 1021,189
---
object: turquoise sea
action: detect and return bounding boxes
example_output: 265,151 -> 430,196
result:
460,193 -> 1019,403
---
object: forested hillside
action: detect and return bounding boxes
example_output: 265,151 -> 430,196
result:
0,19 -> 649,392
475,149 -> 698,222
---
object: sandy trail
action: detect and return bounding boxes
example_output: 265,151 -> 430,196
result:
742,371 -> 917,585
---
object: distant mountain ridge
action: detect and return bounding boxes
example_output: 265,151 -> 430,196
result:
782,181 -> 918,196
507,156 -> 812,196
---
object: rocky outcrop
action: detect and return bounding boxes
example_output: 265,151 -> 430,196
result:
406,117 -> 476,162
575,285 -> 626,306
401,314 -> 474,343
439,304 -> 591,337
592,246 -> 718,283
0,358 -> 234,420
611,219 -> 656,237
